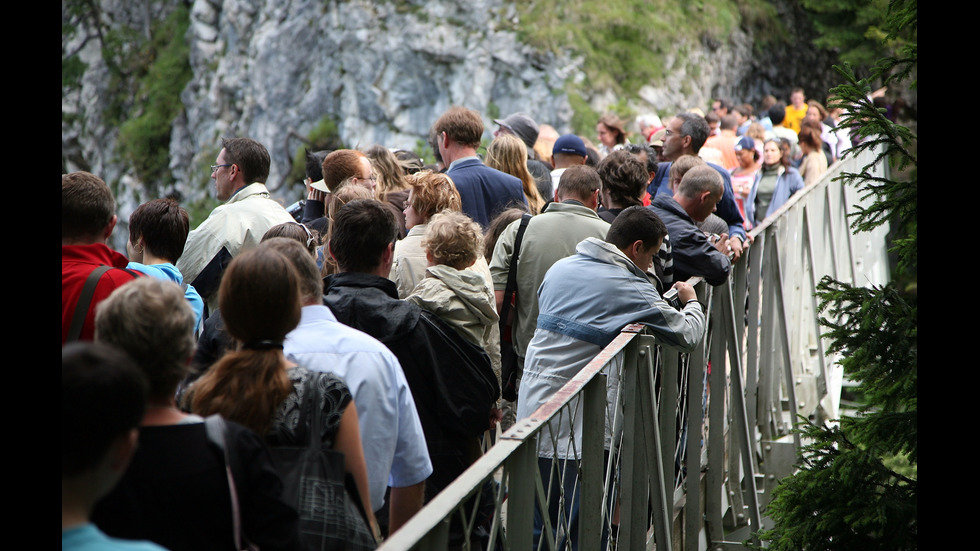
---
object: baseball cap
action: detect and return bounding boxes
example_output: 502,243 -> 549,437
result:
734,135 -> 755,151
648,128 -> 667,147
552,134 -> 587,157
493,113 -> 540,150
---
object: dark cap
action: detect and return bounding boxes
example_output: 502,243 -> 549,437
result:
735,135 -> 755,151
552,134 -> 587,157
494,113 -> 540,150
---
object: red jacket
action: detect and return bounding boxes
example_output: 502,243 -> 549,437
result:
62,243 -> 141,344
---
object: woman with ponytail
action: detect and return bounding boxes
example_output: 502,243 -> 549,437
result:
188,245 -> 380,548
91,277 -> 304,551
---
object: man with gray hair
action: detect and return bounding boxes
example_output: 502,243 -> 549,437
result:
648,112 -> 748,261
649,165 -> 732,285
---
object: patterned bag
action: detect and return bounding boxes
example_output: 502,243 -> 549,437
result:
270,374 -> 377,551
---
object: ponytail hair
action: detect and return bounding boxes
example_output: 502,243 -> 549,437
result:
187,247 -> 301,435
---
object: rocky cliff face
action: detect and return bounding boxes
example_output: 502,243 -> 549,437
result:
62,0 -> 840,239
172,0 -> 577,199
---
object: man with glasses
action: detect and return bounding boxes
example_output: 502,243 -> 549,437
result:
177,137 -> 293,315
646,113 -> 749,261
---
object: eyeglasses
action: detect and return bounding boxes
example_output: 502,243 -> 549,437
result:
356,175 -> 378,182
211,164 -> 233,172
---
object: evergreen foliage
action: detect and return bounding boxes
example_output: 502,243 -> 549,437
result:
801,0 -> 916,72
758,0 -> 916,549
115,6 -> 193,199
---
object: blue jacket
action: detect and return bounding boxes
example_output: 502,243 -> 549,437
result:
744,164 -> 805,225
126,261 -> 204,332
649,194 -> 731,286
447,157 -> 527,228
648,160 -> 746,242
534,238 -> 705,351
516,237 -> 705,459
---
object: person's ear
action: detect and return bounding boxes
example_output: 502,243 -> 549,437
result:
382,241 -> 395,265
631,240 -> 644,258
103,215 -> 118,241
108,428 -> 139,473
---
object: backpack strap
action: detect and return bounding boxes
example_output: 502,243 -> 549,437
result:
66,265 -> 141,343
66,266 -> 112,343
498,213 -> 532,331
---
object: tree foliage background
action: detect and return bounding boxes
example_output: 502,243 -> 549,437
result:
758,0 -> 916,549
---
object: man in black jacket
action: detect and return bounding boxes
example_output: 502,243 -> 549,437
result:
649,165 -> 732,286
323,199 -> 500,540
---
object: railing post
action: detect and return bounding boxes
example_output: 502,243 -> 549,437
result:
685,284 -> 709,550
416,518 -> 449,550
721,277 -> 763,547
637,335 -> 673,551
620,335 -> 647,550
505,427 -> 537,551
579,370 -> 606,550
706,283 -> 727,545
746,232 -> 763,443
659,345 -> 679,496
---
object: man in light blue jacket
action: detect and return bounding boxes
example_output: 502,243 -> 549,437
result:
516,206 -> 706,550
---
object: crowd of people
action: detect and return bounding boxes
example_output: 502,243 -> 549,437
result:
63,89 -> 848,550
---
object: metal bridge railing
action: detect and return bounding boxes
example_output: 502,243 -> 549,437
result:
378,146 -> 890,550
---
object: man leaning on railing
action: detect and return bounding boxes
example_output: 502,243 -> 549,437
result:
516,206 -> 707,550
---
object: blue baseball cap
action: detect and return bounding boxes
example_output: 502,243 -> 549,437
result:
552,134 -> 587,157
735,135 -> 755,151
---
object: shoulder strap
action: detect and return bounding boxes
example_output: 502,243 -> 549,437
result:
499,213 -> 532,328
302,371 -> 322,448
66,265 -> 142,343
66,265 -> 112,342
203,415 -> 251,551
